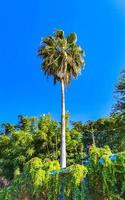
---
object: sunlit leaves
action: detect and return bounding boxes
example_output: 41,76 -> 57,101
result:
38,30 -> 85,85
0,114 -> 84,180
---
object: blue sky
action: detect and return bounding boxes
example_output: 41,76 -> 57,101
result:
0,0 -> 125,124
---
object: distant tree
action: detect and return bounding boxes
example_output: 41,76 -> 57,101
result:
16,115 -> 38,134
113,68 -> 125,113
17,115 -> 31,132
0,131 -> 34,180
34,114 -> 60,160
72,113 -> 125,154
38,30 -> 85,168
1,123 -> 15,135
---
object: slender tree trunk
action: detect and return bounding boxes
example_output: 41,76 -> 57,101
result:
60,79 -> 66,168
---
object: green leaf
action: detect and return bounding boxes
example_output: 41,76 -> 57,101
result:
67,33 -> 77,44
54,30 -> 64,39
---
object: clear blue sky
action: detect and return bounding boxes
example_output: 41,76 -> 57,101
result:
0,0 -> 125,124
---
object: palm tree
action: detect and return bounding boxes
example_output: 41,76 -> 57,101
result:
38,30 -> 85,168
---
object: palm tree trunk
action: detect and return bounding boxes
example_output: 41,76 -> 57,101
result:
60,79 -> 66,168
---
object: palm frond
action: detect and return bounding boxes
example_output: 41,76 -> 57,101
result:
38,30 -> 85,85
54,30 -> 64,39
67,33 -> 77,44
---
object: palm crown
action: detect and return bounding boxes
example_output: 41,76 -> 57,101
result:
38,30 -> 85,85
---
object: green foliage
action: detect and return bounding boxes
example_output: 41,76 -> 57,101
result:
1,145 -> 125,199
66,128 -> 85,165
0,159 -> 87,200
87,146 -> 125,200
24,157 -> 45,187
0,114 -> 84,180
0,131 -> 34,179
113,68 -> 125,114
48,164 -> 87,200
0,187 -> 14,200
1,123 -> 15,135
72,113 -> 125,153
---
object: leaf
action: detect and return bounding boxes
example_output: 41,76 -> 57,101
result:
67,33 -> 77,44
54,30 -> 64,39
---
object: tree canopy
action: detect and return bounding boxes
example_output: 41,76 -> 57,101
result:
38,30 -> 85,85
0,114 -> 84,180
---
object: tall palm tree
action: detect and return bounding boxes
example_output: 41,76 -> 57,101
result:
38,30 -> 85,168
